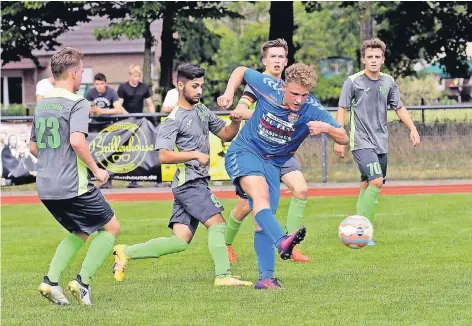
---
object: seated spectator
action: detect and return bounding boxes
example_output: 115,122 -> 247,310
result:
86,73 -> 127,116
161,72 -> 178,113
118,64 -> 155,114
36,76 -> 55,103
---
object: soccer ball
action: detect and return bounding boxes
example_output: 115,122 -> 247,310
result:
338,215 -> 373,249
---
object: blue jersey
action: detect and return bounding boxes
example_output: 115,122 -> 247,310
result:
232,68 -> 341,166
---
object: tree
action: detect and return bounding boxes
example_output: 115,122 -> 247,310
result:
93,1 -> 240,97
1,1 -> 93,66
269,1 -> 296,66
358,1 -> 373,69
377,2 -> 472,77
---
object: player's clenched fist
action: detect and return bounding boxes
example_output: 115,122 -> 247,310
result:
93,168 -> 110,186
306,121 -> 331,136
217,92 -> 234,109
334,143 -> 345,158
229,110 -> 244,122
194,152 -> 210,167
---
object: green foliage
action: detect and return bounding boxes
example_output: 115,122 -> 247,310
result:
313,76 -> 345,107
1,1 -> 93,66
202,19 -> 270,103
377,2 -> 472,77
1,104 -> 31,116
396,75 -> 444,105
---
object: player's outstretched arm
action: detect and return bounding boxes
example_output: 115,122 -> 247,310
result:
395,106 -> 420,146
216,120 -> 242,142
159,149 -> 209,166
307,121 -> 349,145
334,106 -> 348,158
217,67 -> 247,109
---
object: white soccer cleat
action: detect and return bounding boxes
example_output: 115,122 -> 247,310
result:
39,282 -> 70,305
68,278 -> 93,306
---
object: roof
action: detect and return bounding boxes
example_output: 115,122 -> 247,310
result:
32,16 -> 162,56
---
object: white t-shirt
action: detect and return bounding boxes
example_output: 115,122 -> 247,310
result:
35,78 -> 54,96
162,88 -> 178,108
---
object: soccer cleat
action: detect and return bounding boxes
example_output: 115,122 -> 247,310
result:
68,277 -> 92,305
39,278 -> 70,305
113,244 -> 129,281
255,277 -> 282,290
367,240 -> 376,246
278,226 -> 306,260
290,246 -> 310,262
227,245 -> 238,264
214,275 -> 253,287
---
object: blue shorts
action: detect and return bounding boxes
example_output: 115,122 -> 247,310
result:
225,145 -> 281,213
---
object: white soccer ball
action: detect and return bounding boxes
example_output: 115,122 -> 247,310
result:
338,215 -> 373,249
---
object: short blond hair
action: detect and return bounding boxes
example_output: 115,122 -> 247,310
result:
50,47 -> 84,80
361,38 -> 386,58
285,63 -> 317,89
128,64 -> 142,75
261,39 -> 288,59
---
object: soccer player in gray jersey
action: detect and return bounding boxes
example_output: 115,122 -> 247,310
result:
31,48 -> 121,306
113,63 -> 252,287
224,39 -> 310,263
334,38 -> 420,245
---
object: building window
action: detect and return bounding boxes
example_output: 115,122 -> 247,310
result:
1,77 -> 23,107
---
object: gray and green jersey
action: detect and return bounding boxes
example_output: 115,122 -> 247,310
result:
156,103 -> 226,188
339,71 -> 403,154
30,88 -> 93,200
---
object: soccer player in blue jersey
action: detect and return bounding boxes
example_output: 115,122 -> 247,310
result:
218,63 -> 349,289
225,39 -> 311,263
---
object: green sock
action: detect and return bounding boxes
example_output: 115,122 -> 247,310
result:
286,197 -> 307,233
356,188 -> 367,216
361,185 -> 381,222
224,213 -> 243,246
208,224 -> 231,278
47,233 -> 85,283
124,235 -> 188,259
79,231 -> 115,285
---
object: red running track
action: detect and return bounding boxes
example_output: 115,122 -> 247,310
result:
2,184 -> 471,205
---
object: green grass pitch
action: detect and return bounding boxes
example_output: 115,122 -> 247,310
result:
2,194 -> 472,325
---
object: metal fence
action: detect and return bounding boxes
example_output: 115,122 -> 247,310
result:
2,104 -> 472,187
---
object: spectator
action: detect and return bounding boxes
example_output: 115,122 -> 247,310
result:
86,73 -> 127,189
161,72 -> 178,113
117,64 -> 155,114
86,73 -> 127,116
117,64 -> 155,188
36,76 -> 55,103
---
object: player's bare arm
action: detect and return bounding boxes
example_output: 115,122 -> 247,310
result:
70,132 -> 109,185
307,121 -> 349,145
29,141 -> 38,158
395,106 -> 420,146
159,149 -> 210,167
217,66 -> 248,109
334,105 -> 348,157
216,120 -> 242,142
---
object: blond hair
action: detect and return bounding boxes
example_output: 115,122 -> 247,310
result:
361,38 -> 386,58
128,64 -> 142,75
261,39 -> 288,59
50,47 -> 84,80
285,63 -> 317,89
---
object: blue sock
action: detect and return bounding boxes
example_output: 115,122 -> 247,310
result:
254,230 -> 275,280
254,208 -> 286,249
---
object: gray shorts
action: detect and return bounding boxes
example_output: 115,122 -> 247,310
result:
280,157 -> 301,177
352,148 -> 388,183
41,187 -> 114,236
169,178 -> 224,235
